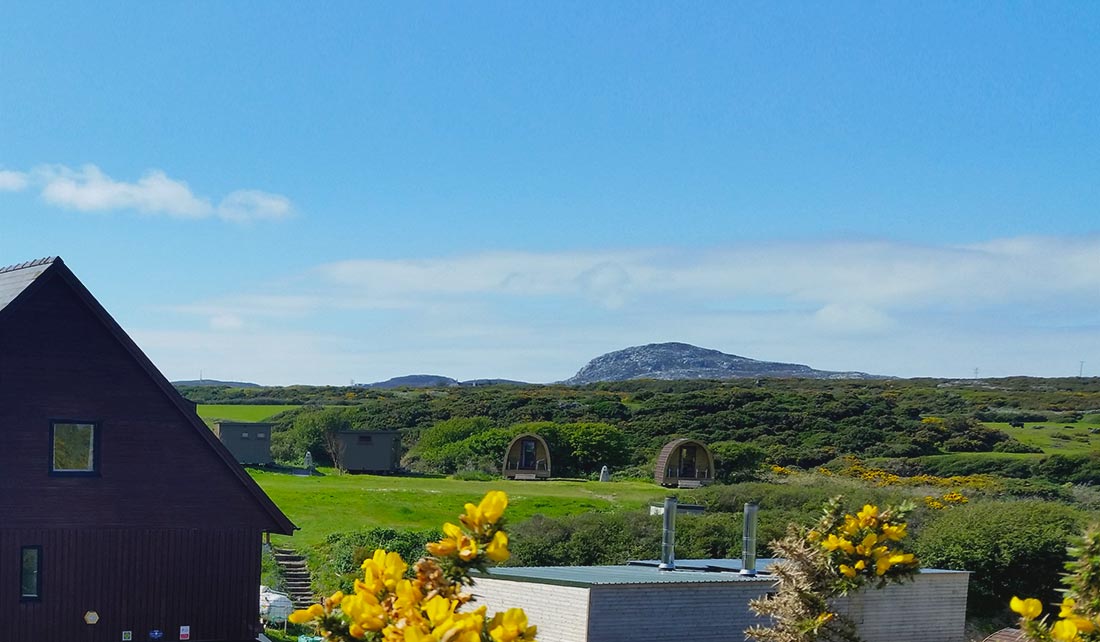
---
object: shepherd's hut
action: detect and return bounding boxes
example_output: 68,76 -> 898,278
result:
655,438 -> 715,487
503,433 -> 551,480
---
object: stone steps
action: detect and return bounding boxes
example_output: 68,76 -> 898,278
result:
271,547 -> 316,609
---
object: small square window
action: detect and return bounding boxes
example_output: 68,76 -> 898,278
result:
358,435 -> 373,444
257,432 -> 266,439
51,422 -> 98,474
21,546 -> 41,600
240,432 -> 249,439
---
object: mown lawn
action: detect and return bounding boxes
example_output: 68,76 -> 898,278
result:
987,420 -> 1100,456
197,404 -> 300,423
249,468 -> 672,549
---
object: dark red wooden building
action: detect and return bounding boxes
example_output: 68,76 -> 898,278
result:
0,257 -> 296,642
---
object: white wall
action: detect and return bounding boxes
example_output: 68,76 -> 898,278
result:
472,578 -> 591,642
588,582 -> 767,642
835,572 -> 969,642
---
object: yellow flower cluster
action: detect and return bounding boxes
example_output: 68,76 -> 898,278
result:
923,491 -> 969,510
771,465 -> 793,476
809,503 -> 919,585
1012,596 -> 1099,642
288,491 -> 536,642
834,456 -> 999,491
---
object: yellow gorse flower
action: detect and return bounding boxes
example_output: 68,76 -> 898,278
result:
1050,619 -> 1079,642
1010,596 -> 1043,620
287,491 -> 534,642
816,501 -> 918,586
460,490 -> 508,533
489,608 -> 538,642
856,505 -> 878,526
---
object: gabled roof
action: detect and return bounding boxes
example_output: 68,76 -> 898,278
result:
0,256 -> 56,314
0,257 -> 296,535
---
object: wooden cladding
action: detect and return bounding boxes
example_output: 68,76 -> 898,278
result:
1,528 -> 263,642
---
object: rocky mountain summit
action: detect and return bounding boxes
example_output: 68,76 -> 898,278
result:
563,342 -> 881,385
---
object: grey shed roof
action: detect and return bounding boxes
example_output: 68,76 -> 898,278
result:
0,257 -> 56,313
477,560 -> 780,588
479,558 -> 968,588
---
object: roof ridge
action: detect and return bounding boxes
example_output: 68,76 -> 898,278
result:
0,257 -> 57,275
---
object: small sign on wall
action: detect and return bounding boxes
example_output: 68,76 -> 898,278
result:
180,625 -> 191,640
122,632 -> 132,641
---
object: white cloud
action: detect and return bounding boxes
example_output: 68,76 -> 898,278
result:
37,164 -> 212,217
0,169 -> 29,191
3,163 -> 293,222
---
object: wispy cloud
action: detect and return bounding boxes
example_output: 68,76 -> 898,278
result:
0,169 -> 29,191
155,235 -> 1100,384
4,163 -> 293,222
217,189 -> 293,222
307,236 -> 1100,311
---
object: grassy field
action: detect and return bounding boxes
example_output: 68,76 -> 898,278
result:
249,468 -> 672,549
988,420 -> 1100,456
197,404 -> 299,422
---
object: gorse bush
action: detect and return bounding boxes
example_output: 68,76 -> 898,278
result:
313,528 -> 441,595
747,498 -> 919,642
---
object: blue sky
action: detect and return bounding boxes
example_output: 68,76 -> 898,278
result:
2,3 -> 1099,384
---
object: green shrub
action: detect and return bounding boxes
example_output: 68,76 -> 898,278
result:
992,440 -> 1043,454
1033,454 -> 1100,485
710,441 -> 767,483
452,469 -> 495,481
910,454 -> 1037,479
913,500 -> 1085,615
508,512 -> 661,566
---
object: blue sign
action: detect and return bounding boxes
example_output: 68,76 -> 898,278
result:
150,631 -> 163,640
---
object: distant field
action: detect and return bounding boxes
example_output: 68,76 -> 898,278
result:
248,469 -> 673,549
988,420 -> 1100,456
197,404 -> 299,423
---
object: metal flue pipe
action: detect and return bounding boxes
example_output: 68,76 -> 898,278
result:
659,496 -> 677,571
740,502 -> 759,576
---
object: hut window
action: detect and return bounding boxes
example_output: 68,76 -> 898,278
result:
241,432 -> 250,439
20,546 -> 41,600
358,435 -> 373,444
50,421 -> 98,474
257,432 -> 266,439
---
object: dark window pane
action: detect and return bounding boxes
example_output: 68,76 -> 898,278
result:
21,547 -> 39,598
53,423 -> 95,471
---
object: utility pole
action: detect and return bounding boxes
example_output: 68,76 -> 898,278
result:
973,367 -> 979,379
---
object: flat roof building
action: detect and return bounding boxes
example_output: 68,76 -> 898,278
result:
473,559 -> 968,642
333,430 -> 402,473
214,421 -> 274,465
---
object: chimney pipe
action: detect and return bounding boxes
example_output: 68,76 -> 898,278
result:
659,496 -> 677,571
740,502 -> 758,576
